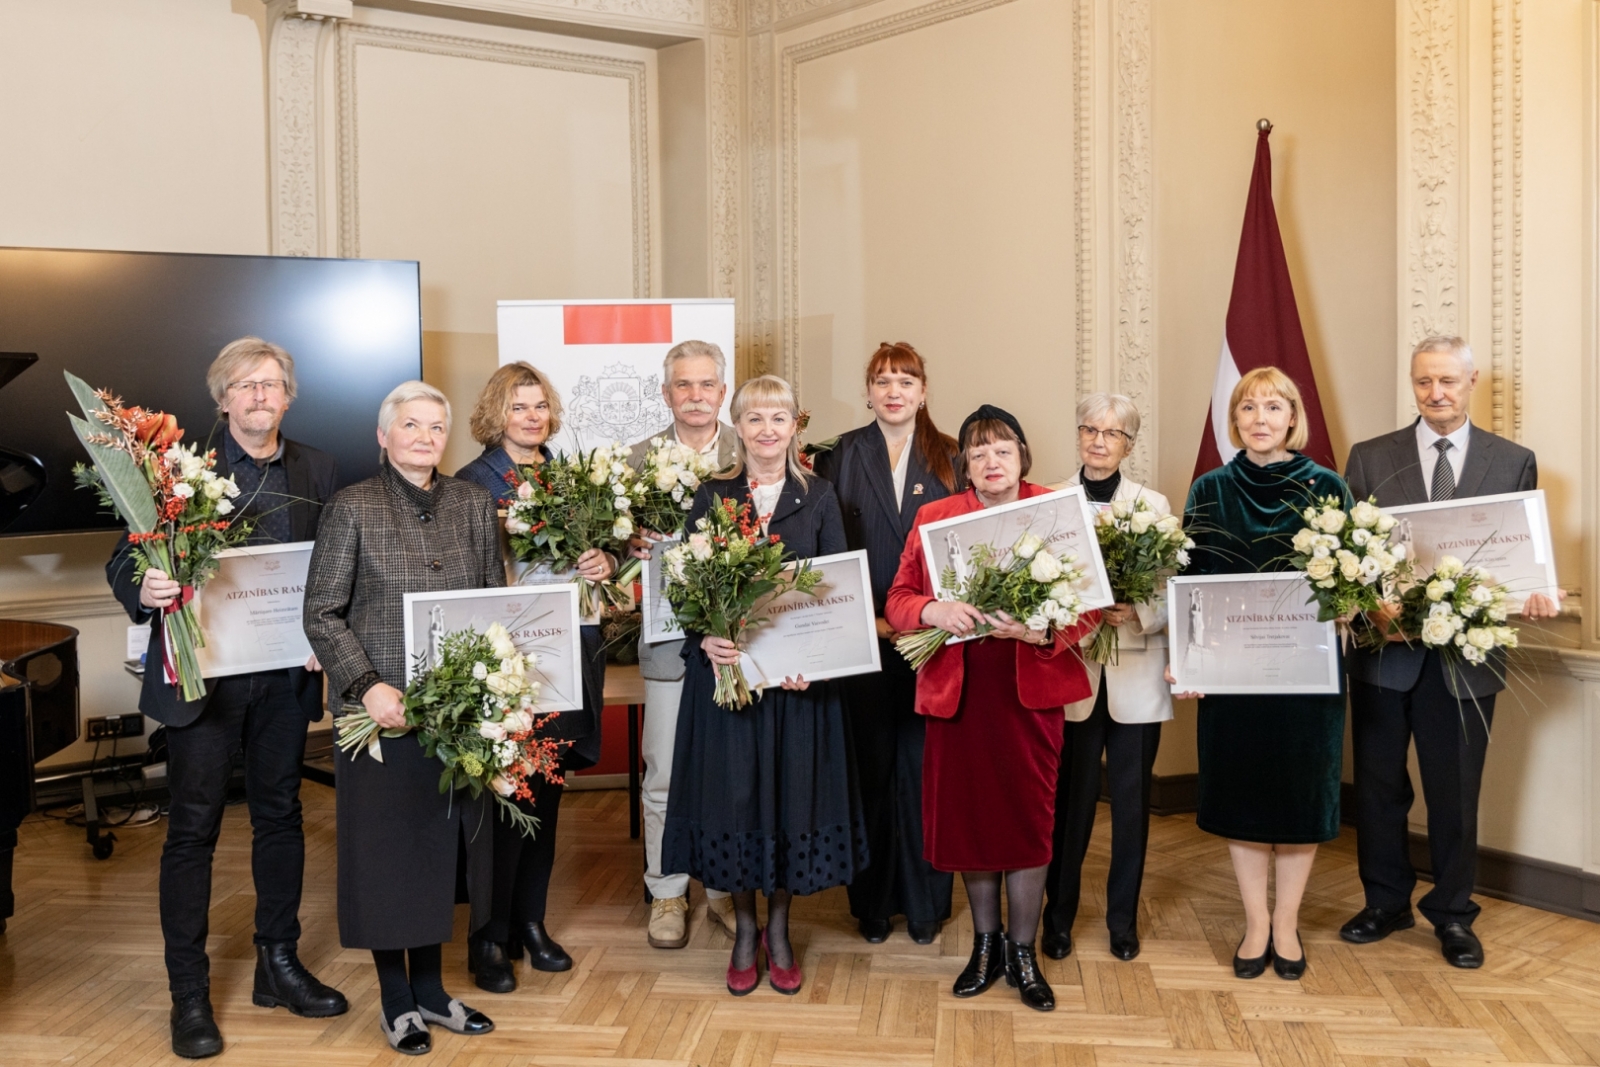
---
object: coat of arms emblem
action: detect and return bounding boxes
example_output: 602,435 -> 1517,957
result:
567,362 -> 672,444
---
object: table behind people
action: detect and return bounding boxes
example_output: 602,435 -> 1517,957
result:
1340,335 -> 1555,971
623,338 -> 738,952
104,336 -> 345,1059
809,341 -> 958,947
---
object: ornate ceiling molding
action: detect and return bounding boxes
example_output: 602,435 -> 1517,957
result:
392,0 -> 704,27
335,22 -> 653,297
1491,0 -> 1524,439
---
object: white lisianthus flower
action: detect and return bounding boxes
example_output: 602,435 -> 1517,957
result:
1376,513 -> 1397,534
1462,644 -> 1484,664
1470,584 -> 1494,605
1317,508 -> 1348,534
1460,603 -> 1479,618
485,622 -> 518,661
479,720 -> 507,741
1305,556 -> 1336,581
1436,555 -> 1464,580
1428,601 -> 1453,618
1112,500 -> 1133,519
1390,543 -> 1406,561
663,547 -> 688,583
1350,501 -> 1380,529
1155,513 -> 1182,535
1176,549 -> 1191,567
1129,511 -> 1155,535
1025,613 -> 1049,632
614,495 -> 631,510
612,516 -> 634,539
215,498 -> 234,516
1303,507 -> 1319,524
688,532 -> 714,561
1487,605 -> 1508,622
1351,527 -> 1371,547
1358,556 -> 1383,585
485,671 -> 519,697
1426,578 -> 1456,601
1493,626 -> 1518,647
654,467 -> 679,491
1013,532 -> 1044,560
202,477 -> 226,500
473,661 -> 489,681
1029,551 -> 1063,583
587,465 -> 607,485
506,516 -> 531,535
1421,615 -> 1457,645
678,468 -> 699,486
1048,581 -> 1077,604
172,482 -> 194,499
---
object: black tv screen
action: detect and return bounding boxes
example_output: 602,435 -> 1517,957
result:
0,247 -> 422,535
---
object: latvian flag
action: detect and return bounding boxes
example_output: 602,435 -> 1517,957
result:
1193,125 -> 1335,480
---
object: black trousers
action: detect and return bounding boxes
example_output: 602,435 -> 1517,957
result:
1046,682 -> 1161,937
844,657 -> 952,923
1351,652 -> 1495,928
480,773 -> 565,942
161,670 -> 309,994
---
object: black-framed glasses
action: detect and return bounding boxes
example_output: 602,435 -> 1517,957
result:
227,378 -> 288,395
1077,425 -> 1131,444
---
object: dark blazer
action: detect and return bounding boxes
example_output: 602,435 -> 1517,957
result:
107,435 -> 338,728
810,423 -> 954,616
1345,419 -> 1538,698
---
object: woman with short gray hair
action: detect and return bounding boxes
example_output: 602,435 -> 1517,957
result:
304,380 -> 503,1055
1043,392 -> 1172,966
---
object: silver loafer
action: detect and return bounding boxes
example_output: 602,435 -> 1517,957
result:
379,1010 -> 431,1055
418,998 -> 494,1035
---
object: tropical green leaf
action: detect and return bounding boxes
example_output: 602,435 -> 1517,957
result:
67,409 -> 159,532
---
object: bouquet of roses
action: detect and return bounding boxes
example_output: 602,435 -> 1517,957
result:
659,491 -> 822,709
614,436 -> 720,587
1289,496 -> 1409,636
333,622 -> 571,837
503,444 -> 637,616
1392,555 -> 1518,669
1086,498 -> 1192,664
65,372 -> 248,702
894,531 -> 1090,671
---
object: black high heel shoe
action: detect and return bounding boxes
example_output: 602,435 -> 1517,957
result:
952,931 -> 1005,998
1003,938 -> 1055,1012
516,921 -> 573,972
1272,930 -> 1306,980
1232,931 -> 1273,980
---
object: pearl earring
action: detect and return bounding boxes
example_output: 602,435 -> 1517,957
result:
866,401 -> 873,409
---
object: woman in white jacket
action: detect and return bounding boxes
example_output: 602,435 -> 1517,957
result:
1044,393 -> 1173,963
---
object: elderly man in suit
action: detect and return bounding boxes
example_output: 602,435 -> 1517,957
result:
625,339 -> 738,950
107,338 -> 345,1058
1341,335 -> 1562,969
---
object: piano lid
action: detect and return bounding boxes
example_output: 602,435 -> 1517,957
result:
0,354 -> 45,532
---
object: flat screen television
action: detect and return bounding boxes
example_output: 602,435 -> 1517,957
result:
0,247 -> 423,536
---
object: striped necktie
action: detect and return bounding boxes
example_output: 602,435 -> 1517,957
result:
1431,439 -> 1456,501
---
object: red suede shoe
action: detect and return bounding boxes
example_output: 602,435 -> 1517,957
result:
763,929 -> 803,995
727,929 -> 762,996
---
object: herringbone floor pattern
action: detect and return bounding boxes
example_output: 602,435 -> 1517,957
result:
4,782 -> 1600,1065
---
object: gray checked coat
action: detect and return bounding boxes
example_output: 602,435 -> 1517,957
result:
302,459 -> 504,949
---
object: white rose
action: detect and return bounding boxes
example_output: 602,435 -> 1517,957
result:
1337,551 -> 1361,581
1291,528 -> 1318,554
215,498 -> 234,516
1350,528 -> 1371,547
172,482 -> 194,499
1494,626 -> 1518,648
1013,532 -> 1044,560
678,468 -> 699,486
479,720 -> 507,741
1155,514 -> 1182,535
516,479 -> 534,500
473,661 -> 489,680
1112,501 -> 1133,519
203,477 -> 226,500
688,532 -> 713,561
654,467 -> 679,491
1470,584 -> 1494,605
1048,581 -> 1077,604
588,466 -> 607,485
1426,579 -> 1455,601
1421,616 -> 1456,646
503,709 -> 533,734
612,516 -> 634,539
485,671 -> 519,697
663,549 -> 688,583
1436,555 -> 1464,580
1305,556 -> 1336,581
1487,605 -> 1508,622
1317,509 -> 1347,534
489,774 -> 517,797
484,622 -> 517,661
1350,501 -> 1380,529
1358,556 -> 1383,584
1029,551 -> 1063,583
1376,514 -> 1397,534
1466,627 -> 1495,650
1025,613 -> 1049,632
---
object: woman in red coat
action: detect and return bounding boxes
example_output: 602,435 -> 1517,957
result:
885,405 -> 1099,1013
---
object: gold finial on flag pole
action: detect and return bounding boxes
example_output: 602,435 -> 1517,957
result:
1257,118 -> 1273,133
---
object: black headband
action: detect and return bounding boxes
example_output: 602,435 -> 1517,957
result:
958,404 -> 1027,449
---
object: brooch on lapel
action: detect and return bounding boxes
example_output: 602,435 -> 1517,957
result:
912,483 -> 924,496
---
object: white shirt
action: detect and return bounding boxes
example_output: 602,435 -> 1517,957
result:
891,431 -> 914,507
749,477 -> 785,532
692,426 -> 721,459
1416,418 -> 1471,498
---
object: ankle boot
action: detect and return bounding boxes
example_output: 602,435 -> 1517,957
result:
517,921 -> 573,972
170,990 -> 223,1059
467,937 -> 517,993
952,931 -> 1005,998
1004,937 -> 1055,1012
252,943 -> 349,1018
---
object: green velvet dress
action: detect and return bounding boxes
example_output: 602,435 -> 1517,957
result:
1183,452 -> 1350,844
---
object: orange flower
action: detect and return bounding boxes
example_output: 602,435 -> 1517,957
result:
130,408 -> 183,449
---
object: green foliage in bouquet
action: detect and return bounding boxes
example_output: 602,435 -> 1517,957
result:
503,445 -> 637,615
1087,498 -> 1192,664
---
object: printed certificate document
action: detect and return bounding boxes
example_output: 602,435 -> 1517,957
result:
1387,490 -> 1558,610
402,585 -> 584,712
739,550 -> 881,687
194,542 -> 315,678
1167,572 -> 1340,695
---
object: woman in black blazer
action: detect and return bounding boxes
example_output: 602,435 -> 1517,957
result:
810,342 -> 960,945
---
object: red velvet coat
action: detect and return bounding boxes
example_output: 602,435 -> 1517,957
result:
884,482 -> 1099,717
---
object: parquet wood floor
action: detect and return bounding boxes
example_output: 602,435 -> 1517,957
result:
4,782 -> 1600,1066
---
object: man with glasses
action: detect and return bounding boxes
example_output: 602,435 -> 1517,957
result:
106,338 -> 345,1058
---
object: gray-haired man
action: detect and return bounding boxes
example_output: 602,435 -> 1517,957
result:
626,340 -> 737,949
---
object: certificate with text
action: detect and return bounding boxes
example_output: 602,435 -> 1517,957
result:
402,585 -> 584,712
639,535 -> 683,645
1386,490 -> 1558,610
194,542 -> 316,678
739,550 -> 881,687
917,486 -> 1113,615
1167,573 -> 1340,695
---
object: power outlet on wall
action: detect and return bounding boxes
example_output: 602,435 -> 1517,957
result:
85,714 -> 145,741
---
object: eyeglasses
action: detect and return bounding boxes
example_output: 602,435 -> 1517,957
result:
1078,425 -> 1131,444
228,379 -> 288,395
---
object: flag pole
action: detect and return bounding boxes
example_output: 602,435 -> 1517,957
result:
1257,118 -> 1272,133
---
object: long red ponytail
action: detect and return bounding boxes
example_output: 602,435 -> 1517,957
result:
864,342 -> 957,492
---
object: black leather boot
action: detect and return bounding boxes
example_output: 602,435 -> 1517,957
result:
468,937 -> 517,993
252,943 -> 349,1018
170,989 -> 223,1059
952,931 -> 1005,998
517,921 -> 573,972
1004,938 -> 1055,1012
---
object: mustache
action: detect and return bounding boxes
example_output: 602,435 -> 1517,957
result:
677,401 -> 716,414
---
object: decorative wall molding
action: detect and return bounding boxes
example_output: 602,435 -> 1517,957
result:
335,23 -> 653,298
1071,0 -> 1096,403
405,0 -> 704,26
1399,0 -> 1464,418
709,0 -> 740,32
747,0 -> 773,31
1112,0 -> 1154,486
746,30 -> 775,375
1491,0 -> 1524,439
265,5 -> 341,256
708,32 -> 743,301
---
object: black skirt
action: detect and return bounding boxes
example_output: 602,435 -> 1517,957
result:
1195,692 -> 1345,844
662,643 -> 869,895
334,729 -> 493,950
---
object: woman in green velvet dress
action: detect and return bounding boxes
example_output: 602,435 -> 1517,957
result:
1175,367 -> 1349,982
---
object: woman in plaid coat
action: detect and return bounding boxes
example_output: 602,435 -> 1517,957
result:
304,381 -> 503,1055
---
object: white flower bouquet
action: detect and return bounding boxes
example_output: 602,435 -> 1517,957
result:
333,622 -> 571,837
1086,498 -> 1192,664
1394,555 -> 1518,667
504,444 -> 637,616
1288,495 -> 1409,633
614,436 -> 720,587
894,531 -> 1090,671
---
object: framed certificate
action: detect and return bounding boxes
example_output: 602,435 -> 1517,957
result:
639,535 -> 683,645
402,585 -> 584,712
194,541 -> 315,678
917,486 -> 1113,610
1167,573 -> 1340,695
739,550 -> 881,687
1386,490 -> 1558,610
